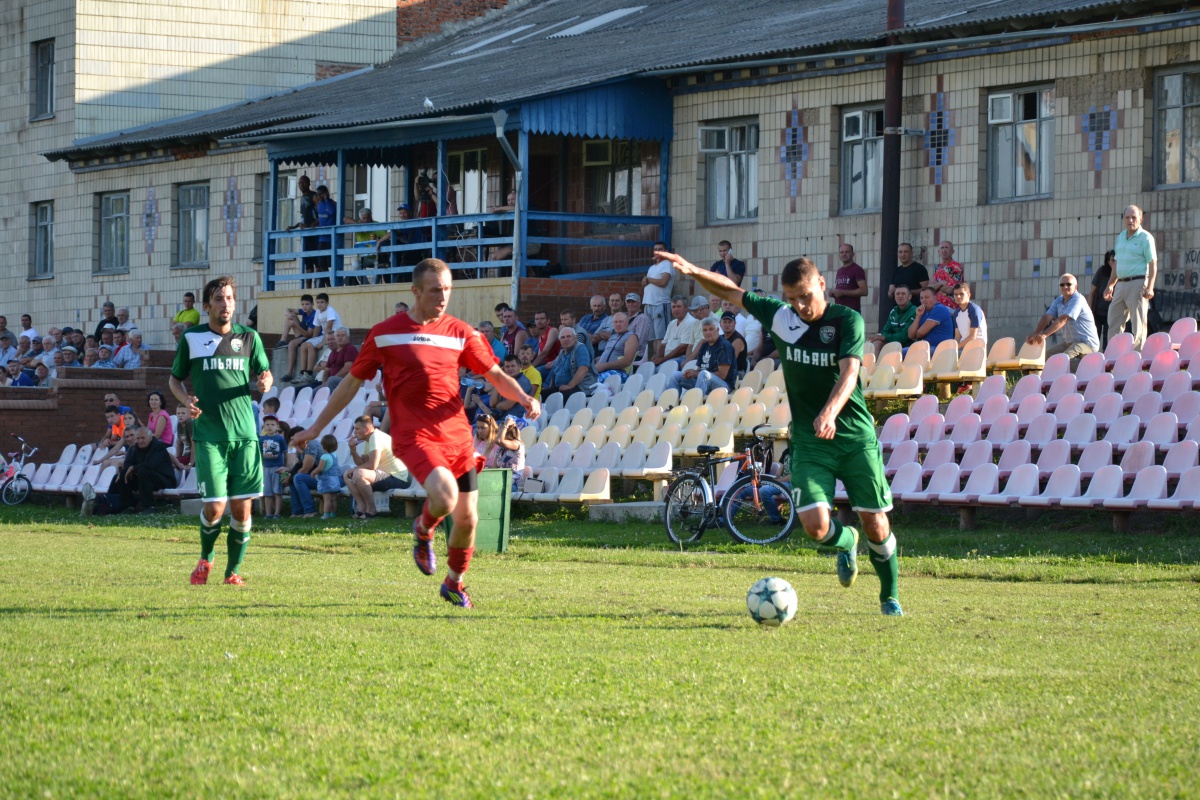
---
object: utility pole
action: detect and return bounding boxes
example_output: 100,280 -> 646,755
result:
878,0 -> 905,325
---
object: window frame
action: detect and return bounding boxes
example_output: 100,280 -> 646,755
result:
701,120 -> 759,225
31,202 -> 53,279
985,84 -> 1056,203
97,192 -> 130,275
31,39 -> 54,120
176,182 -> 210,268
448,148 -> 489,220
582,138 -> 643,218
1154,66 -> 1200,188
839,106 -> 885,214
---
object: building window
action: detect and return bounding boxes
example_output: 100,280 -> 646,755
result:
269,171 -> 299,256
987,86 -> 1055,201
700,122 -> 758,223
98,192 -> 130,273
31,39 -> 54,119
840,108 -> 884,213
448,150 -> 488,218
32,202 -> 53,277
177,183 -> 209,266
1157,69 -> 1200,186
583,139 -> 643,217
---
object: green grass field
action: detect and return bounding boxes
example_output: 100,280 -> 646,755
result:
2,504 -> 1199,798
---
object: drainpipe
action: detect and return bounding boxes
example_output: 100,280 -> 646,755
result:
492,109 -> 523,309
878,0 -> 904,327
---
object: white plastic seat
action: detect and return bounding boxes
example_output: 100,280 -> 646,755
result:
51,465 -> 85,494
758,404 -> 791,439
939,462 -> 999,505
1160,372 -> 1193,406
603,374 -> 624,395
1169,317 -> 1199,348
1059,464 -> 1123,509
1104,465 -> 1168,510
644,373 -> 667,399
889,462 -> 924,500
663,405 -> 690,430
1082,373 -> 1116,410
1062,413 -> 1098,453
627,441 -> 672,479
636,361 -> 658,379
1014,394 -> 1047,431
1120,372 -> 1155,411
1044,374 -> 1078,408
942,394 -> 974,428
1148,350 -> 1181,383
1103,332 -> 1135,369
1019,464 -> 1081,508
1139,412 -> 1180,453
907,395 -> 940,432
614,442 -> 646,477
34,463 -> 70,492
607,424 -> 633,450
542,392 -> 565,419
1148,465 -> 1200,510
1052,393 -> 1086,428
1022,413 -> 1059,452
947,413 -> 981,452
1111,351 -> 1143,386
615,403 -> 643,430
971,374 -> 1008,413
586,392 -> 611,413
690,405 -> 716,430
608,390 -> 632,413
1140,331 -> 1173,368
519,425 -> 538,450
1178,332 -> 1200,369
1102,415 -> 1142,450
884,440 -> 919,480
570,442 -> 597,471
977,463 -> 1040,506
1038,353 -> 1072,390
530,469 -> 564,502
1007,374 -> 1043,412
163,468 -> 197,498
93,465 -> 118,494
984,413 -> 1020,448
559,468 -> 610,503
564,391 -> 588,416
1119,441 -> 1157,481
920,440 -> 956,480
569,408 -> 594,431
657,388 -> 680,410
957,440 -> 994,477
995,440 -> 1032,481
877,414 -> 910,449
1034,439 -> 1072,481
55,444 -> 77,465
978,394 -> 1010,431
1077,440 -> 1114,480
737,403 -> 767,437
78,444 -> 97,465
594,442 -> 621,473
622,374 -> 646,398
1162,440 -> 1199,480
28,464 -> 53,492
912,413 -> 946,452
547,442 -> 573,471
524,442 -> 549,470
559,425 -> 585,450
583,425 -> 608,449
1130,391 -> 1163,422
546,409 -> 571,432
1074,352 -> 1108,387
904,463 -> 960,504
1091,393 -> 1124,427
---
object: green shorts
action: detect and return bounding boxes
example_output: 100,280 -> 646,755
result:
194,440 -> 263,503
789,437 -> 892,514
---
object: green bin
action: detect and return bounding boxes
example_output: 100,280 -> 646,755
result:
473,468 -> 512,553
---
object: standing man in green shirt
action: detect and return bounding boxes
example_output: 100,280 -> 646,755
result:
173,292 -> 201,328
1103,204 -> 1157,350
659,252 -> 902,616
170,276 -> 272,586
867,284 -> 917,356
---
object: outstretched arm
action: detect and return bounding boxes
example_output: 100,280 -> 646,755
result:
483,364 -> 541,420
655,252 -> 747,311
293,374 -> 364,448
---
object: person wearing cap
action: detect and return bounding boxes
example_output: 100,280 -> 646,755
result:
61,344 -> 80,368
67,328 -> 86,350
623,293 -> 655,361
92,344 -> 118,369
94,301 -> 119,339
654,296 -> 702,368
0,332 -> 16,368
99,324 -> 116,351
33,362 -> 52,387
666,318 -> 735,398
173,292 -> 201,328
720,311 -> 749,376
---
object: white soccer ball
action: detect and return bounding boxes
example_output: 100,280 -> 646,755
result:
746,577 -> 798,626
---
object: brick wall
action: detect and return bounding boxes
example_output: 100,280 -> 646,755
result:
396,0 -> 509,45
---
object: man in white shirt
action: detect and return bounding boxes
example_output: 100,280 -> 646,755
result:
721,299 -> 763,364
343,415 -> 410,519
297,292 -> 342,383
653,296 -> 702,368
116,308 -> 138,331
641,242 -> 675,356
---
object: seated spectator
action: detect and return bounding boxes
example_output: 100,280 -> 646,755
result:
464,355 -> 530,421
0,332 -> 16,367
344,415 -> 410,520
559,310 -> 591,358
868,285 -> 917,356
98,426 -> 137,472
318,327 -> 358,390
529,311 -> 560,375
653,296 -> 701,369
98,324 -> 116,351
286,430 -> 322,518
67,328 -> 85,350
173,292 -> 201,328
83,347 -> 99,367
116,308 -> 137,331
114,330 -> 145,369
707,295 -> 723,324
722,299 -> 762,361
47,327 -> 64,349
473,414 -> 499,459
96,403 -> 127,451
720,312 -> 748,376
103,392 -> 132,415
145,391 -> 175,447
33,363 -> 51,386
542,327 -> 597,399
623,294 -> 655,361
175,404 -> 194,466
1026,273 -> 1100,362
21,336 -> 43,368
60,345 -> 80,368
907,287 -> 955,352
92,345 -> 118,369
952,284 -> 988,348
484,416 -> 526,493
111,328 -> 128,356
499,307 -> 529,355
84,334 -> 97,351
477,321 -> 507,361
37,336 -> 58,370
578,295 -> 610,347
294,293 -> 342,383
594,312 -> 639,384
115,427 -> 177,514
171,322 -> 187,344
12,335 -> 31,366
667,319 -> 734,396
277,293 -> 317,375
591,293 -> 624,350
5,360 -> 32,386
94,301 -> 119,338
516,344 -> 543,397
313,434 -> 343,519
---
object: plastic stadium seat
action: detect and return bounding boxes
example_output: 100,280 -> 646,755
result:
878,413 -> 911,447
985,337 -> 1016,374
34,464 -> 69,492
622,373 -> 646,398
1102,415 -> 1141,450
626,441 -> 672,479
277,386 -> 296,406
737,403 -> 767,436
1044,374 -> 1078,409
546,409 -> 571,432
860,350 -> 877,378
520,426 -> 538,450
971,374 -> 1008,413
705,387 -> 730,410
764,370 -> 787,394
1178,332 -> 1200,370
663,405 -> 690,430
1023,409 -> 1059,450
1169,391 -> 1200,430
658,423 -> 684,452
636,361 -> 658,379
879,341 -> 903,359
714,404 -> 741,430
1038,354 -> 1072,391
1052,393 -> 1086,427
1104,465 -> 1168,510
985,413 -> 1020,448
884,440 -> 919,480
1074,352 -> 1108,387
1169,317 -> 1199,349
995,440 -> 1032,481
570,443 -> 597,471
640,406 -> 665,431
1077,440 -> 1114,480
1140,332 -> 1173,368
1091,393 -> 1124,427
564,391 -> 588,416
680,424 -> 709,456
862,365 -> 896,401
979,394 -> 1010,431
1056,465 -> 1121,510
710,462 -> 740,501
602,374 -> 624,395
1139,412 -> 1180,453
1034,439 -> 1072,480
593,407 -> 618,431
920,440 -> 956,480
1129,391 -> 1163,421
586,392 -> 611,413
1062,413 -> 1098,454
904,463 -> 960,504
78,445 -> 97,465
926,342 -> 959,382
615,406 -> 642,431
995,339 -> 1045,373
531,469 -> 565,502
907,394 -> 941,431
889,462 -> 924,501
657,387 -> 680,410
943,394 -> 975,427
594,442 -> 621,473
1148,350 -> 1181,385
54,444 -> 77,465
1110,351 -> 1143,386
583,425 -> 609,449
758,404 -> 791,438
977,463 -> 1040,506
729,387 -> 755,412
1103,332 -> 1135,369
1019,464 -> 1082,508
690,405 -> 716,429
94,466 -> 118,494
901,341 -> 930,372
51,465 -> 85,494
631,424 -> 658,450
559,468 -> 611,503
1160,372 -> 1193,406
1014,393 -> 1048,430
536,425 -> 562,449
678,387 -> 705,413
1082,373 -> 1116,410
939,462 -> 1000,505
939,343 -> 987,386
643,373 -> 668,399
948,413 -> 982,453
705,423 -> 737,454
1147,466 -> 1200,510
614,442 -> 646,478
630,389 -> 655,414
525,442 -> 549,471
1163,440 -> 1199,481
874,365 -> 924,401
756,386 -> 782,410
569,408 -> 594,431
737,371 -> 763,394
548,442 -> 574,471
912,413 -> 946,451
608,424 -> 633,450
163,468 -> 197,498
1007,374 -> 1043,412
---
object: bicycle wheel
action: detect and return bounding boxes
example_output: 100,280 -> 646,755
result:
664,473 -> 710,545
2,475 -> 31,506
721,475 -> 796,545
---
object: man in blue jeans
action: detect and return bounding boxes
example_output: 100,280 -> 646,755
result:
666,319 -> 734,397
288,436 -> 323,518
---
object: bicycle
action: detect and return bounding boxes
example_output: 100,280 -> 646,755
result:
1,434 -> 38,506
663,423 -> 796,546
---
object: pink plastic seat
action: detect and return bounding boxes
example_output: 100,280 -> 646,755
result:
957,440 -> 994,476
1147,465 -> 1200,510
913,413 -> 946,451
1162,440 -> 1199,481
1148,350 -> 1181,383
1082,372 -> 1116,410
1138,411 -> 1179,453
1129,391 -> 1163,421
971,374 -> 1008,413
1120,372 -> 1154,410
1052,393 -> 1086,428
906,395 -> 941,434
948,413 -> 982,452
884,440 -> 920,480
1118,441 -> 1157,478
1022,413 -> 1059,452
1178,332 -> 1200,370
1074,352 -> 1108,387
905,463 -> 960,503
1103,332 -> 1135,369
978,394 -> 1011,431
938,463 -> 999,505
919,440 -> 956,480
1111,351 -> 1143,386
1062,413 -> 1098,453
943,394 -> 974,427
1014,394 -> 1047,432
1103,465 -> 1168,510
1169,391 -> 1200,428
878,413 -> 911,449
1169,317 -> 1198,349
1034,439 -> 1072,480
1160,371 -> 1193,405
1076,440 -> 1113,480
889,462 -> 924,499
1060,465 -> 1124,509
1091,393 -> 1124,427
1007,374 -> 1043,412
996,440 -> 1033,481
1139,332 -> 1173,368
1044,374 -> 1078,409
977,463 -> 1039,506
1102,415 -> 1142,450
985,413 -> 1020,447
1038,353 -> 1072,391
1020,464 -> 1082,508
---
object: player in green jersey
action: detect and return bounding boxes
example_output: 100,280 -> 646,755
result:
169,276 -> 272,586
658,252 -> 902,616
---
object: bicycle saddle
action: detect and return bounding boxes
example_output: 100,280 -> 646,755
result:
696,445 -> 720,455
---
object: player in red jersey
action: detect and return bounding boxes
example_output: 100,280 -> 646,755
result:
296,259 -> 540,608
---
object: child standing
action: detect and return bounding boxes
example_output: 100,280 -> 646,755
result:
314,434 -> 342,519
258,415 -> 287,518
175,405 -> 194,466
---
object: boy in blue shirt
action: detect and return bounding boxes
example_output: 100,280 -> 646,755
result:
258,415 -> 288,518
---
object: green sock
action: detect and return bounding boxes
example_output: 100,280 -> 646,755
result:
868,534 -> 900,603
200,514 -> 222,562
226,518 -> 251,577
817,517 -> 856,551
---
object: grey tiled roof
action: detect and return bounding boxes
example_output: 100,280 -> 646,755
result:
44,0 -> 1147,160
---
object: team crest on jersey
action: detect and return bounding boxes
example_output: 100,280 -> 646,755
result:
820,326 -> 836,344
231,339 -> 243,353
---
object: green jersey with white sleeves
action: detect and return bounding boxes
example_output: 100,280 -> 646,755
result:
741,292 -> 876,446
171,323 -> 269,443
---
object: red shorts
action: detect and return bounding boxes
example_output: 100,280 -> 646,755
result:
391,429 -> 476,486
